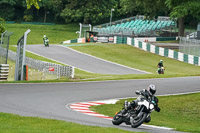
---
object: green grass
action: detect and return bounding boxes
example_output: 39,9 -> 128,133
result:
69,44 -> 200,77
5,23 -> 79,45
0,113 -> 141,133
90,93 -> 200,133
4,43 -> 200,82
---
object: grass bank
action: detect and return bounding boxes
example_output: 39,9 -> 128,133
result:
5,23 -> 79,45
0,113 -> 140,133
90,93 -> 200,133
69,44 -> 200,76
4,43 -> 200,82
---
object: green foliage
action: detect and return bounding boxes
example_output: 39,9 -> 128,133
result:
0,18 -> 6,34
61,0 -> 118,24
120,0 -> 167,18
165,0 -> 200,19
0,0 -> 17,20
26,0 -> 41,9
23,15 -> 33,22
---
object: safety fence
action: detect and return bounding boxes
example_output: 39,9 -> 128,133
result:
62,36 -> 200,66
6,21 -> 55,25
8,50 -> 74,81
179,37 -> 200,57
0,31 -> 13,64
63,38 -> 86,44
125,37 -> 200,66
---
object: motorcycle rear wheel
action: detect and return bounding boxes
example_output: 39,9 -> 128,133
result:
112,112 -> 123,125
131,113 -> 147,128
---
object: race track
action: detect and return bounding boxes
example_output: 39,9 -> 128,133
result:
26,45 -> 149,75
1,77 -> 200,133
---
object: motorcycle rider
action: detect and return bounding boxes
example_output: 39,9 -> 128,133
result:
43,35 -> 49,47
157,60 -> 164,74
121,84 -> 160,120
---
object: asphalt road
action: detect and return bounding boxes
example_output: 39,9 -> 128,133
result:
26,45 -> 149,75
1,77 -> 200,133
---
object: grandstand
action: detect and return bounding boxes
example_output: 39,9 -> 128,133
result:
93,15 -> 176,37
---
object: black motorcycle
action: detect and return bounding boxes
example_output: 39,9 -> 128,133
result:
112,91 -> 159,128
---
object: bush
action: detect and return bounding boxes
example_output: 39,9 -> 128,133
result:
0,18 -> 6,34
23,15 -> 33,22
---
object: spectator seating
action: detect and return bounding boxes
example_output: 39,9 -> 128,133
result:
93,17 -> 176,36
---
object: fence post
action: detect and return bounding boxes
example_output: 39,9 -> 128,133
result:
70,66 -> 74,79
0,64 -> 9,81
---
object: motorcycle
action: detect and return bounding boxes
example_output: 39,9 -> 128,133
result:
112,91 -> 158,128
158,66 -> 165,74
43,38 -> 49,47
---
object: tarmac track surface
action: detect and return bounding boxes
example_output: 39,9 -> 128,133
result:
1,77 -> 200,133
26,45 -> 149,75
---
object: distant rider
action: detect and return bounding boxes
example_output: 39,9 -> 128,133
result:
157,60 -> 164,74
43,35 -> 49,47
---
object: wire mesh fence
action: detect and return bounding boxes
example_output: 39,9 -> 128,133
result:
0,31 -> 13,64
179,37 -> 200,57
8,50 -> 74,81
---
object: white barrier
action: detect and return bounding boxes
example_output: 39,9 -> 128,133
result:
178,52 -> 184,61
188,55 -> 194,64
150,45 -> 155,53
135,37 -> 156,42
127,37 -> 132,45
63,40 -> 71,44
159,47 -> 165,56
135,39 -> 139,48
142,42 -> 147,51
168,49 -> 174,59
114,36 -> 117,44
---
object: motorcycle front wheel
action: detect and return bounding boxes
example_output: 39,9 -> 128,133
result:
112,112 -> 123,125
131,112 -> 147,128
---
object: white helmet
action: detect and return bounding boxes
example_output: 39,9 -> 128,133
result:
148,84 -> 156,95
44,35 -> 46,38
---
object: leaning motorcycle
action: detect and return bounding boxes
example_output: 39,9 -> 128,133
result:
112,91 -> 157,128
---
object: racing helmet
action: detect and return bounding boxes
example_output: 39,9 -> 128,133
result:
160,60 -> 163,63
44,35 -> 46,38
148,84 -> 156,95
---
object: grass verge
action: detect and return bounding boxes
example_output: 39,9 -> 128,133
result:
0,112 -> 141,133
90,93 -> 200,133
69,44 -> 200,77
3,43 -> 200,83
5,23 -> 79,45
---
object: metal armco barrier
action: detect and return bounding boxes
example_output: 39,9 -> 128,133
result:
0,64 -> 9,81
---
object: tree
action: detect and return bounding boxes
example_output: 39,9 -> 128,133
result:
165,0 -> 200,36
0,0 -> 17,20
120,0 -> 167,19
0,18 -> 6,34
61,0 -> 118,24
26,0 -> 41,9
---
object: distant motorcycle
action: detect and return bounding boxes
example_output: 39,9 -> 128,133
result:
112,91 -> 159,128
43,35 -> 49,47
158,67 -> 165,74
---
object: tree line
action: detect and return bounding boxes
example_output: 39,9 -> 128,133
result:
0,0 -> 200,36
